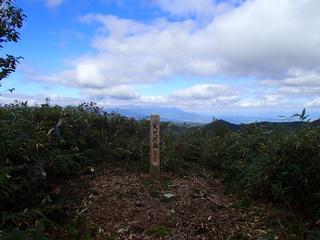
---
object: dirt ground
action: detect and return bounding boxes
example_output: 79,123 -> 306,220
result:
77,166 -> 278,240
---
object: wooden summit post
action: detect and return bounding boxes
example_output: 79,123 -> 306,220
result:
150,115 -> 160,181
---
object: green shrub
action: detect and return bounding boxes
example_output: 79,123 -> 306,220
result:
173,121 -> 320,218
1,101 -> 320,237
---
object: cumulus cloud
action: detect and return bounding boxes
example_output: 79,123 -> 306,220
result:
25,0 -> 320,112
307,97 -> 320,107
263,72 -> 320,95
37,0 -> 320,90
86,85 -> 139,100
167,84 -> 288,110
0,93 -> 82,106
0,82 -> 295,113
165,84 -> 239,111
207,0 -> 320,78
237,95 -> 284,108
171,83 -> 237,100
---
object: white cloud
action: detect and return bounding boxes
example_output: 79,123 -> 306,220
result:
171,83 -> 237,100
86,85 -> 139,100
262,72 -> 320,95
279,74 -> 320,87
0,93 -> 82,106
0,82 -> 302,114
38,0 -> 320,89
165,84 -> 239,110
237,95 -> 284,108
167,84 -> 287,110
207,0 -> 320,78
307,97 -> 320,107
45,0 -> 63,8
26,0 -> 320,112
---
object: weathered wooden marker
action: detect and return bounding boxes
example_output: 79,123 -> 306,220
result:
150,115 -> 160,181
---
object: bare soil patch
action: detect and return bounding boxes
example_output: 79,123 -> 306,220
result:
79,166 -> 276,239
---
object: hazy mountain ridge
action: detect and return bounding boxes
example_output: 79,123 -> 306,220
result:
203,119 -> 320,132
107,107 -> 320,130
108,107 -> 213,123
107,107 -> 304,124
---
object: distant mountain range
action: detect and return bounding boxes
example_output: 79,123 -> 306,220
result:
107,106 -> 289,124
203,119 -> 320,132
108,107 -> 213,123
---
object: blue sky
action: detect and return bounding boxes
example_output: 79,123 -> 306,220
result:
1,0 -> 320,120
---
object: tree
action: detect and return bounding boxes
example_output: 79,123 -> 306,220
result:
0,0 -> 25,86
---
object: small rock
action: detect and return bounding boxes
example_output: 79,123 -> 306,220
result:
163,193 -> 175,199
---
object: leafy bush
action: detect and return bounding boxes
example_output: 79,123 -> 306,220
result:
0,100 -> 187,238
173,121 -> 320,220
0,102 -> 133,236
1,101 -> 319,237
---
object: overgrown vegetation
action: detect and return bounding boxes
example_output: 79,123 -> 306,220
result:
0,100 -> 184,239
171,112 -> 320,238
178,121 -> 320,213
0,102 -> 319,239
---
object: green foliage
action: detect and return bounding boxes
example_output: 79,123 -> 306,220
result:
0,101 -> 183,237
291,108 -> 310,122
0,0 -> 26,82
3,220 -> 47,240
173,119 -> 320,219
0,101 -> 150,203
167,116 -> 320,237
1,102 -> 320,237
